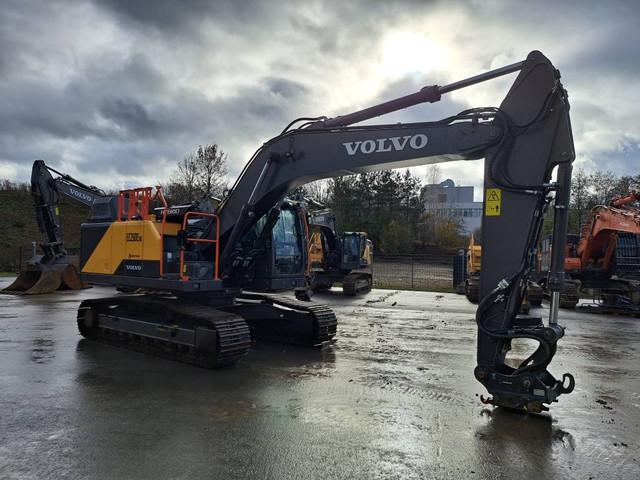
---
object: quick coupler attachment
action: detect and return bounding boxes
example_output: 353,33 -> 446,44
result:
475,318 -> 575,413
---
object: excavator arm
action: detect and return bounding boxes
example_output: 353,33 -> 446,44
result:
30,159 -> 106,261
2,161 -> 107,294
610,191 -> 640,208
217,51 -> 576,411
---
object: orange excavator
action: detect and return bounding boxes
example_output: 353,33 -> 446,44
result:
566,192 -> 640,312
576,191 -> 640,309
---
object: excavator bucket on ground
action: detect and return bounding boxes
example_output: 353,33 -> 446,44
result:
2,257 -> 86,295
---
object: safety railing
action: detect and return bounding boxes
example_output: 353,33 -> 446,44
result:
117,187 -> 154,221
179,211 -> 220,281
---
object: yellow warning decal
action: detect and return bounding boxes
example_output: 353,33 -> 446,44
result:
485,188 -> 502,216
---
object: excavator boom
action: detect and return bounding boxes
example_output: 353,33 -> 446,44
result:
213,51 -> 575,411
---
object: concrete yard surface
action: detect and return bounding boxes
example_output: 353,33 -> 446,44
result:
0,279 -> 639,479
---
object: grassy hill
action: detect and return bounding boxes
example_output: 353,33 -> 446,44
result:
0,189 -> 90,271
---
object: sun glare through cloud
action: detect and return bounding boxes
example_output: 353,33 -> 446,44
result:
379,31 -> 448,78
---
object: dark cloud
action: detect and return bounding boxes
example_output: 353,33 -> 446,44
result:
99,98 -> 157,137
0,0 -> 638,188
263,77 -> 308,99
98,0 -> 269,32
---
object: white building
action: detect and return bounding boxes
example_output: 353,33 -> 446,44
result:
423,179 -> 482,234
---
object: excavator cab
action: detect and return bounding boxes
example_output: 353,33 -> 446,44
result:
242,202 -> 309,291
340,232 -> 370,270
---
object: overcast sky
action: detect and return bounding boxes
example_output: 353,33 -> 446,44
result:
1,0 -> 638,198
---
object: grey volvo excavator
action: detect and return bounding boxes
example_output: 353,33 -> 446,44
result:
49,51 -> 574,413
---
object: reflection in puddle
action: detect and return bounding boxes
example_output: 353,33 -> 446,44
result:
475,408 -> 576,473
31,338 -> 55,364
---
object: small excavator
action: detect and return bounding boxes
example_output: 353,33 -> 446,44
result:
25,51 -> 576,412
2,161 -> 106,294
305,207 -> 373,297
239,199 -> 373,299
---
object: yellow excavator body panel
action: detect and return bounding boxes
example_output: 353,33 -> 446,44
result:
82,220 -> 179,275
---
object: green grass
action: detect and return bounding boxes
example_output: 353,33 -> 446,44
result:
0,190 -> 89,270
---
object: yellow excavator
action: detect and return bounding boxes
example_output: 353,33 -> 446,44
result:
464,235 -> 543,308
20,51 -> 578,412
464,234 -> 483,302
306,208 -> 373,297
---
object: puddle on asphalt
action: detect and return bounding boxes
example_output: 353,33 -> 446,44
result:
207,400 -> 265,421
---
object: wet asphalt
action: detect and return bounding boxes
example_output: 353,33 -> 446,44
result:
0,279 -> 639,480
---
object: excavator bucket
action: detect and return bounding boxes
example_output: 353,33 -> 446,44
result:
60,264 -> 85,290
2,270 -> 43,292
22,269 -> 63,295
1,263 -> 86,295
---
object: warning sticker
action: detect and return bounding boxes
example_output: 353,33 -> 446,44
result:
485,188 -> 502,216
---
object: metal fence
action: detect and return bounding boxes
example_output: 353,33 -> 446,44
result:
372,254 -> 456,292
1,247 -> 458,293
0,246 -> 29,273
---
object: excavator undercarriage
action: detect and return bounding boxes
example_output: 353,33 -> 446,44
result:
77,292 -> 336,367
77,296 -> 252,367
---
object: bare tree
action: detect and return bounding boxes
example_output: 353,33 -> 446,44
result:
304,180 -> 331,205
166,144 -> 228,204
426,165 -> 441,185
0,179 -> 29,192
170,153 -> 199,202
194,144 -> 227,198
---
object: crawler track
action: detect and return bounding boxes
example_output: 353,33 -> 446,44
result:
342,273 -> 372,296
236,292 -> 337,345
77,295 -> 251,368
